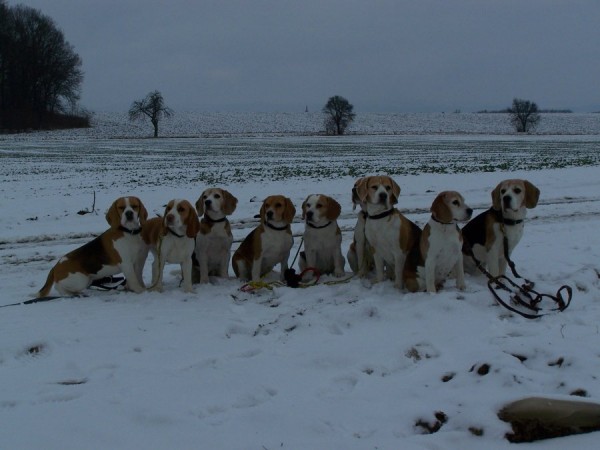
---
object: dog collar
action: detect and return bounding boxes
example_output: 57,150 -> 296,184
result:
307,221 -> 332,229
431,215 -> 454,225
491,207 -> 524,226
168,228 -> 185,238
203,214 -> 227,224
266,222 -> 288,231
119,225 -> 142,235
367,209 -> 394,220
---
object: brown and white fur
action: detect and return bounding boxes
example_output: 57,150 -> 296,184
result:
298,194 -> 345,277
141,199 -> 199,293
404,191 -> 473,293
36,196 -> 148,297
193,188 -> 238,283
462,179 -> 540,278
346,177 -> 375,277
232,195 -> 295,282
356,175 -> 421,289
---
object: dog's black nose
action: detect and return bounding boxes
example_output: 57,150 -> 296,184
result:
125,210 -> 134,221
266,210 -> 274,219
379,192 -> 388,202
204,199 -> 212,207
306,211 -> 313,220
502,195 -> 511,207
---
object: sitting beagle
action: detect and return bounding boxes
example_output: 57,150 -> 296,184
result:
462,179 -> 540,278
347,177 -> 375,277
232,195 -> 295,282
356,175 -> 421,289
193,188 -> 238,283
404,191 -> 473,293
36,196 -> 148,297
298,194 -> 345,277
141,199 -> 200,293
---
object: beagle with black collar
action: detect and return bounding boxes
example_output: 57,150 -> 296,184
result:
462,179 -> 540,278
193,188 -> 238,283
404,191 -> 473,293
36,196 -> 148,297
347,177 -> 375,277
232,195 -> 295,282
356,175 -> 421,289
298,194 -> 345,277
141,199 -> 200,293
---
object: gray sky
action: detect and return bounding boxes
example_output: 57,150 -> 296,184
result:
9,0 -> 600,112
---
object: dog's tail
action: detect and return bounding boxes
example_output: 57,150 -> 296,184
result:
37,267 -> 55,298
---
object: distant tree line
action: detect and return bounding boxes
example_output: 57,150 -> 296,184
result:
0,1 -> 87,131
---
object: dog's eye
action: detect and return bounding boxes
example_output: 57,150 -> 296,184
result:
118,206 -> 125,211
214,194 -> 221,199
371,185 -> 378,190
275,202 -> 282,208
452,200 -> 460,206
385,186 -> 391,191
203,195 -> 208,199
316,203 -> 323,209
178,206 -> 185,213
514,188 -> 522,194
500,189 -> 506,194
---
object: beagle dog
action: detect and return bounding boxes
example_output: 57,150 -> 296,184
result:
36,196 -> 148,297
462,179 -> 540,278
193,188 -> 238,283
232,195 -> 295,282
356,175 -> 421,289
141,199 -> 200,293
404,191 -> 473,293
347,177 -> 375,277
298,194 -> 345,277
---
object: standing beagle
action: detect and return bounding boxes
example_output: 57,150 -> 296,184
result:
404,191 -> 473,293
298,194 -> 345,277
356,175 -> 421,290
462,179 -> 540,277
232,195 -> 295,282
36,196 -> 148,297
193,188 -> 238,283
141,199 -> 200,292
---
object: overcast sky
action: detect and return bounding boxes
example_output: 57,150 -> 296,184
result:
9,0 -> 600,113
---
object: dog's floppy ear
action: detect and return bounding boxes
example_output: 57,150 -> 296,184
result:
105,198 -> 122,229
389,177 -> 401,205
259,198 -> 268,223
283,197 -> 296,224
135,197 -> 148,227
222,189 -> 238,216
184,201 -> 200,238
325,196 -> 342,221
431,192 -> 452,224
301,195 -> 311,220
355,177 -> 370,203
491,182 -> 502,211
195,191 -> 206,216
524,180 -> 540,209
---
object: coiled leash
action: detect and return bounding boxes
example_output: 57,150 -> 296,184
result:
464,235 -> 572,319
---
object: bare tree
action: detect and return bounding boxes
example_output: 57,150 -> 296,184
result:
322,95 -> 355,135
128,90 -> 173,137
509,98 -> 541,133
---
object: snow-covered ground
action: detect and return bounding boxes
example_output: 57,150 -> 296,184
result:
1,131 -> 600,449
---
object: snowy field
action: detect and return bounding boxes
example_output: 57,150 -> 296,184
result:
1,124 -> 600,449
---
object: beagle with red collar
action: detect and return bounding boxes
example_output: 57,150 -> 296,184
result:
232,195 -> 295,282
462,179 -> 540,278
404,191 -> 473,293
36,196 -> 148,297
193,188 -> 238,283
298,194 -> 345,277
141,199 -> 200,293
356,175 -> 421,289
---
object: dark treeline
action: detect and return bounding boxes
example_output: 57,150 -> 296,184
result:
0,1 -> 87,131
